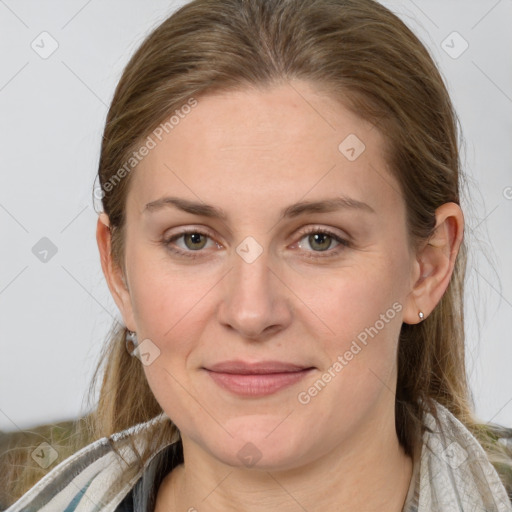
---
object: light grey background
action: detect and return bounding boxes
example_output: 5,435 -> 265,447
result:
0,0 -> 511,432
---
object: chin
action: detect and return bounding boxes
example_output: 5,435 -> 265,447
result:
199,418 -> 314,471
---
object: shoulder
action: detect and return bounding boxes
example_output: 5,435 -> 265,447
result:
420,400 -> 512,509
5,413 -> 175,512
483,421 -> 512,496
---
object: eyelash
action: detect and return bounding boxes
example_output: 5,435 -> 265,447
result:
162,226 -> 350,260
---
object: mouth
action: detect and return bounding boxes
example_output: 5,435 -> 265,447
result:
203,360 -> 315,397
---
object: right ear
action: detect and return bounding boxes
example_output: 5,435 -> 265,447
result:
96,213 -> 137,331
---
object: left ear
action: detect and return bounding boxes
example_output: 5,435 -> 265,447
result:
402,202 -> 464,325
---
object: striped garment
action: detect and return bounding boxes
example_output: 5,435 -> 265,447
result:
5,402 -> 512,511
5,413 -> 181,512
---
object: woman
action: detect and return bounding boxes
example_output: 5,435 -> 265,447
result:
7,0 -> 512,510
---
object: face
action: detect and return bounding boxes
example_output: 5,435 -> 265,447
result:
114,80 -> 418,470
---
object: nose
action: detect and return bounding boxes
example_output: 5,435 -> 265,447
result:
216,243 -> 293,341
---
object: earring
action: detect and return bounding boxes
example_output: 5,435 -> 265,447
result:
125,330 -> 138,356
418,311 -> 424,321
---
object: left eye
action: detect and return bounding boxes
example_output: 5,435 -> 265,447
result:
294,229 -> 350,257
297,231 -> 340,252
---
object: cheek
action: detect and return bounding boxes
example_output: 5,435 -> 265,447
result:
127,245 -> 216,340
294,267 -> 404,426
293,258 -> 406,408
294,258 -> 404,341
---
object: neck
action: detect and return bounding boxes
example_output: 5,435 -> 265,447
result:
156,412 -> 414,512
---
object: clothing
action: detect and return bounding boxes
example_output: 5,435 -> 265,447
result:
6,401 -> 512,512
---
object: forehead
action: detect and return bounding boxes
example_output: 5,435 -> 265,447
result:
128,80 -> 403,220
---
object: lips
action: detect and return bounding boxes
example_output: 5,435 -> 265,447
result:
205,360 -> 313,374
203,360 -> 315,396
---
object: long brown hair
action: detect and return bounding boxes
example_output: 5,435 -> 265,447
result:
86,0 -> 511,489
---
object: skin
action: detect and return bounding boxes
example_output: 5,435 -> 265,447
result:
97,79 -> 464,511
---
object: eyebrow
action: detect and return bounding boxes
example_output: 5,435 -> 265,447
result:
143,195 -> 375,220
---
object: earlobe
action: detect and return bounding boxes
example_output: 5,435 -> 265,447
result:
402,202 -> 464,325
96,213 -> 137,331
